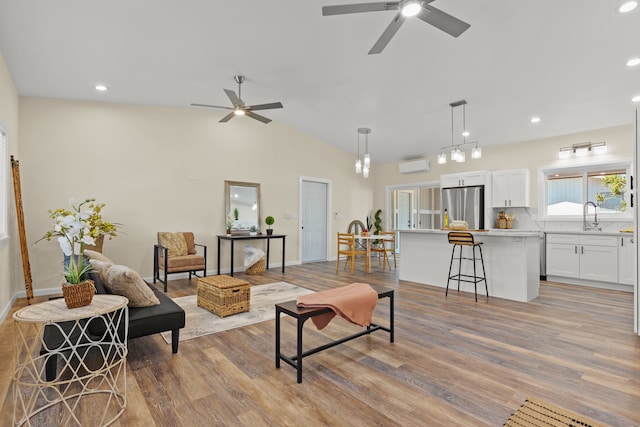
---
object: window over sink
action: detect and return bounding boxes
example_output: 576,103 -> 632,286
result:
542,161 -> 632,219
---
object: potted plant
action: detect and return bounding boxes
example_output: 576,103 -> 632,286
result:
39,197 -> 118,308
226,212 -> 235,235
233,207 -> 239,221
265,216 -> 275,235
249,225 -> 258,236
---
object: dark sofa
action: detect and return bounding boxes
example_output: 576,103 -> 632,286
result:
89,271 -> 185,352
43,272 -> 185,381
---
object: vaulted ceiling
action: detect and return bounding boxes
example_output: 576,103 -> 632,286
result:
1,1 -> 638,163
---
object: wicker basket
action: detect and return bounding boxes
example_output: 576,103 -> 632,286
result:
62,280 -> 95,309
197,276 -> 250,318
246,257 -> 266,275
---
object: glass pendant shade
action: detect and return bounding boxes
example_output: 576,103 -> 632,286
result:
437,153 -> 447,164
457,150 -> 466,162
363,166 -> 369,178
364,153 -> 370,168
355,158 -> 362,174
471,147 -> 482,159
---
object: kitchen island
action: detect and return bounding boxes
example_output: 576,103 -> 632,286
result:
399,229 -> 541,302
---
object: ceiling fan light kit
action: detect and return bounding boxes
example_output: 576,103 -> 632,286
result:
322,0 -> 470,54
190,75 -> 283,124
437,100 -> 483,165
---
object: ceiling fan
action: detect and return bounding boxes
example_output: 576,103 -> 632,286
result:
191,75 -> 283,124
322,0 -> 470,54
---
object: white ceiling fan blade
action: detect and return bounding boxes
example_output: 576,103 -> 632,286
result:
247,102 -> 283,111
322,2 -> 399,16
368,12 -> 405,55
190,103 -> 233,110
246,111 -> 272,124
418,5 -> 470,37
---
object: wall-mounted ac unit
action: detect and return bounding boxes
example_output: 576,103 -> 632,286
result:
398,159 -> 430,174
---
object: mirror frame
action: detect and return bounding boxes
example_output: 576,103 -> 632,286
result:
225,180 -> 261,233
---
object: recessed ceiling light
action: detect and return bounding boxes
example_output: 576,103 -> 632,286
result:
618,1 -> 638,13
530,116 -> 541,124
95,84 -> 108,92
632,95 -> 640,102
626,57 -> 640,67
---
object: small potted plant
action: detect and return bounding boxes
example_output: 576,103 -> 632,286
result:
265,216 -> 275,235
226,212 -> 235,235
233,208 -> 239,221
249,225 -> 258,236
39,197 -> 118,308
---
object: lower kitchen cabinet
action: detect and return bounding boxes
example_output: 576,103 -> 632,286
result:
618,235 -> 635,285
546,233 -> 618,284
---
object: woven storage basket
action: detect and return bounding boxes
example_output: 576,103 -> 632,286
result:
62,280 -> 95,309
197,276 -> 250,318
246,257 -> 266,275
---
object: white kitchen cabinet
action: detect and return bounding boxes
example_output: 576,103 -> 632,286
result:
491,169 -> 530,207
618,235 -> 635,285
546,233 -> 618,283
440,171 -> 487,188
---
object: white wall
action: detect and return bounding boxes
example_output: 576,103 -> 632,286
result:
18,97 -> 374,293
0,52 -> 20,315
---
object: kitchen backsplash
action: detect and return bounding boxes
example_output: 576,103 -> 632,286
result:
491,207 -> 633,233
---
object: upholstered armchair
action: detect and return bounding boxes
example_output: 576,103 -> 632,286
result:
154,232 -> 207,292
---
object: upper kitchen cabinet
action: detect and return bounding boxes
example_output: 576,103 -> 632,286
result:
440,171 -> 488,188
491,169 -> 531,208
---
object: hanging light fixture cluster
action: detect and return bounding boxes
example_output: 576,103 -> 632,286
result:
355,127 -> 372,178
437,100 -> 482,164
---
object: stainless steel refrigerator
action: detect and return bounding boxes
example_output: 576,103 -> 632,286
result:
441,185 -> 485,230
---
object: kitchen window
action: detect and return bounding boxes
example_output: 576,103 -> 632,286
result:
543,162 -> 632,218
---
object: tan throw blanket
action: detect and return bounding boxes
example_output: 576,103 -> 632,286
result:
296,283 -> 378,330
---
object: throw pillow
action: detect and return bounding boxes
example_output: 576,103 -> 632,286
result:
158,232 -> 188,257
183,232 -> 197,255
106,264 -> 160,307
84,249 -> 114,264
89,259 -> 113,284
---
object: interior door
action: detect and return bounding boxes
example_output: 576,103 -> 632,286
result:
301,180 -> 328,262
396,190 -> 413,229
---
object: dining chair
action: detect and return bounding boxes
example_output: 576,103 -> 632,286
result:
371,231 -> 397,270
347,220 -> 367,250
336,232 -> 367,274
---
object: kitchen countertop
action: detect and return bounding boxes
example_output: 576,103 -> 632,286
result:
397,229 -> 542,237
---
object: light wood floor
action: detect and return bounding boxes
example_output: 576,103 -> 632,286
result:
1,261 -> 639,426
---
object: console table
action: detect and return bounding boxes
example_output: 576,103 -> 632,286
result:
275,285 -> 394,383
12,294 -> 128,426
217,234 -> 286,276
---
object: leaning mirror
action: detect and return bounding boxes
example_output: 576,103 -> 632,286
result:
225,180 -> 261,232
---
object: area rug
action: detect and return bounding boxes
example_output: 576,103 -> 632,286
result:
504,396 -> 607,427
160,282 -> 314,343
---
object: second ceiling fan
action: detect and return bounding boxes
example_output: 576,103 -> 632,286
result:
191,75 -> 283,124
322,0 -> 470,54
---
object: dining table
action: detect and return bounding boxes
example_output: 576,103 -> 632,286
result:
356,233 -> 393,273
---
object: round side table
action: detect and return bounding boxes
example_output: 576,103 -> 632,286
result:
12,294 -> 128,426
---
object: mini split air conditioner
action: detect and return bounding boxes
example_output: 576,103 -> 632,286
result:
398,159 -> 430,174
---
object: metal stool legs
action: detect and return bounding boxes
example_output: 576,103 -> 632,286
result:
446,242 -> 489,302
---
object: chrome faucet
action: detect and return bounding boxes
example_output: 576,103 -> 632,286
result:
583,201 -> 600,231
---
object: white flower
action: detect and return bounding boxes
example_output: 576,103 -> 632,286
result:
57,236 -> 73,256
69,197 -> 77,205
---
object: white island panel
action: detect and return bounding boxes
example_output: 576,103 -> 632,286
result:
398,230 -> 540,302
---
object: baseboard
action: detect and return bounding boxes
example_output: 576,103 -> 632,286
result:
546,275 -> 633,292
0,286 -> 61,323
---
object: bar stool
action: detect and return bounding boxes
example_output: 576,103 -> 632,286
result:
446,232 -> 489,302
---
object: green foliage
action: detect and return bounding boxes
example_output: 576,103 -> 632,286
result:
265,216 -> 275,227
250,225 -> 257,232
596,175 -> 627,212
373,209 -> 383,236
233,208 -> 239,220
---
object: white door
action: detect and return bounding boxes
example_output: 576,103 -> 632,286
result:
301,180 -> 328,262
396,190 -> 413,229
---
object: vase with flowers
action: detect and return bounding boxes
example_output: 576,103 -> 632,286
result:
39,197 -> 118,308
226,212 -> 235,235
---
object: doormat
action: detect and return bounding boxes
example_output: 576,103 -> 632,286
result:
504,396 -> 607,427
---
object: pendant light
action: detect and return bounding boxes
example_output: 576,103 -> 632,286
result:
355,127 -> 371,178
437,100 -> 483,164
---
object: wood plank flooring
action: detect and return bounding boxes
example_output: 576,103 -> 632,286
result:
1,261 -> 639,426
